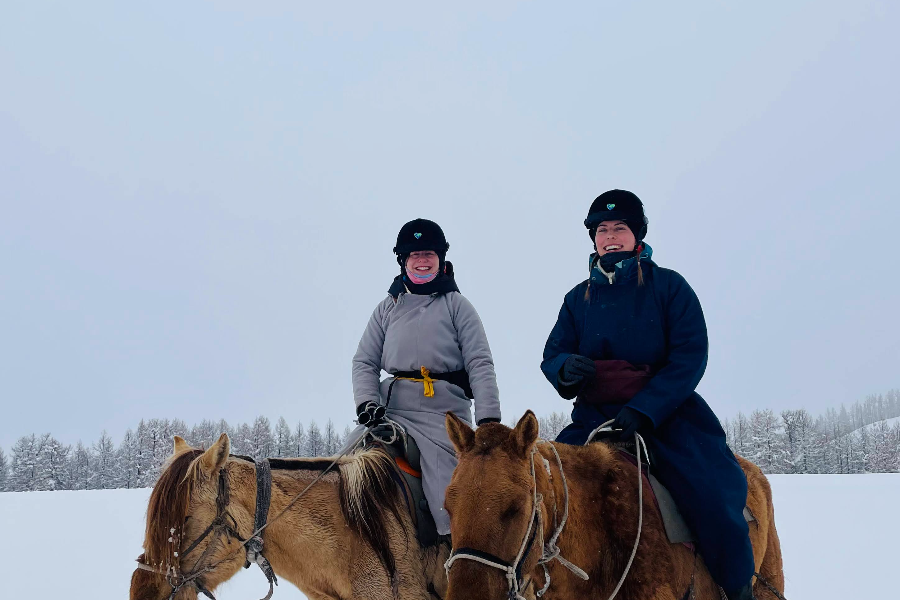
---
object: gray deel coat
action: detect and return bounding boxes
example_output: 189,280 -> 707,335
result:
349,290 -> 501,534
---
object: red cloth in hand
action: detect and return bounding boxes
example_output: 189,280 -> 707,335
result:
577,360 -> 653,405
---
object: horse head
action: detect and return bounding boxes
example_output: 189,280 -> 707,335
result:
130,433 -> 255,600
444,411 -> 544,600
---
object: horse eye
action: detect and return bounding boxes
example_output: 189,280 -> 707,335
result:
501,503 -> 521,521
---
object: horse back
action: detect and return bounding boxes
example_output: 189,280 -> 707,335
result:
735,455 -> 785,598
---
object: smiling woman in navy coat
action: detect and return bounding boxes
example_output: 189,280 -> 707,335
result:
541,190 -> 756,600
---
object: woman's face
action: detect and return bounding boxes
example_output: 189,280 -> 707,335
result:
406,251 -> 440,275
594,220 -> 636,255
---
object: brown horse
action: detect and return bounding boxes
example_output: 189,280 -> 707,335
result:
443,411 -> 784,600
130,433 -> 449,600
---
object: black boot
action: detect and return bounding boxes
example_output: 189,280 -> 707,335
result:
722,584 -> 756,600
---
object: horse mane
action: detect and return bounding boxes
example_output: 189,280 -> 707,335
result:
143,449 -> 204,569
338,447 -> 408,581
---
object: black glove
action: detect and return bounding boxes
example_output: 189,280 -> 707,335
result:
612,407 -> 652,440
356,402 -> 386,426
558,355 -> 596,387
477,418 -> 501,426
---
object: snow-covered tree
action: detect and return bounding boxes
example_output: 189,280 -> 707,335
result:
10,434 -> 40,492
137,419 -> 169,485
867,420 -> 899,473
781,409 -> 814,473
248,416 -> 274,460
847,428 -> 869,473
92,431 -> 117,489
307,421 -> 323,457
728,412 -> 751,458
0,447 -> 8,491
118,429 -> 141,489
231,422 -> 253,457
38,434 -> 71,490
538,411 -> 572,440
294,422 -> 307,457
323,420 -> 339,456
190,420 -> 219,450
69,441 -> 94,490
748,410 -> 788,473
274,417 -> 293,457
341,425 -> 354,448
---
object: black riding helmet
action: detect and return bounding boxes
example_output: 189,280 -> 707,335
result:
393,218 -> 450,267
584,189 -> 649,243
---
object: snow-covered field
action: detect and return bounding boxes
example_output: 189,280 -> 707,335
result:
1,474 -> 896,599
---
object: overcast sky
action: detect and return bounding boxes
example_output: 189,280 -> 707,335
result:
2,1 -> 898,449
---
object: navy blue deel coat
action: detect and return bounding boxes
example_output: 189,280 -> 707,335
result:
541,246 -> 754,591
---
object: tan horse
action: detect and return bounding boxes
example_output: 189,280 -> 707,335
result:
129,433 -> 449,600
443,411 -> 784,600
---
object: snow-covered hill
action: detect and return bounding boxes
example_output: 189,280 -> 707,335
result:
1,475 -> 897,599
855,415 -> 900,431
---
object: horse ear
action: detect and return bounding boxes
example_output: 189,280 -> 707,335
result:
513,411 -> 540,456
173,435 -> 191,455
198,433 -> 230,477
446,412 -> 475,454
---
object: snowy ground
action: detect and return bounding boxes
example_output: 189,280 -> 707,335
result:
0,474 -> 896,599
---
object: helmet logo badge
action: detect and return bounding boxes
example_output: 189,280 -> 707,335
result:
606,203 -> 615,210
414,232 -> 422,239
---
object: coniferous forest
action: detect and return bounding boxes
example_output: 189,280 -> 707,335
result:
1,390 -> 897,492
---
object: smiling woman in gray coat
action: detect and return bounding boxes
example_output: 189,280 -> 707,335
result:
351,218 -> 501,535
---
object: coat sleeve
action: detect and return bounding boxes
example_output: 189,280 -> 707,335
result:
541,287 -> 583,400
452,294 -> 501,424
626,270 -> 709,428
351,299 -> 388,410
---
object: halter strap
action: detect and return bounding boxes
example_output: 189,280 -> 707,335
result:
138,458 -> 279,600
448,511 -> 541,583
245,458 -> 278,600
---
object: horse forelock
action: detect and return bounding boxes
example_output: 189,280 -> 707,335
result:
338,448 -> 406,580
143,448 -> 204,569
470,423 -> 516,454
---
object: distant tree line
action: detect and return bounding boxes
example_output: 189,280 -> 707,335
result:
0,390 -> 897,492
0,416 -> 354,493
535,392 -> 900,476
722,390 -> 900,474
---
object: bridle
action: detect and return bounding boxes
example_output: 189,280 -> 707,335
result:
444,442 -> 588,600
137,457 -> 278,600
135,427 -> 373,600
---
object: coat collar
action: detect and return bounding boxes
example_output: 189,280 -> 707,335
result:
388,261 -> 460,299
589,243 -> 654,285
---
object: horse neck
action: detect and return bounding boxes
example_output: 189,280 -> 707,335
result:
538,442 -> 629,585
538,441 -> 616,521
250,460 -> 343,572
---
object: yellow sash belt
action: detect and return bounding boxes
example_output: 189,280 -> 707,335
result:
394,366 -> 436,397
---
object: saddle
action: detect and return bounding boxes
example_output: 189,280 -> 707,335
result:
366,422 -> 440,547
586,429 -> 755,545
